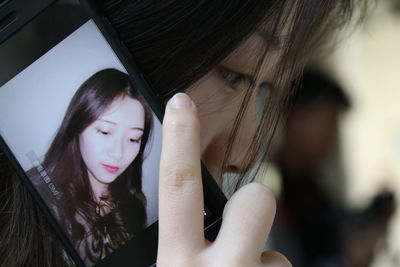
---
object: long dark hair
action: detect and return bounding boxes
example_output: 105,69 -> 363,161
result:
101,0 -> 367,189
0,1 -> 366,266
43,68 -> 152,262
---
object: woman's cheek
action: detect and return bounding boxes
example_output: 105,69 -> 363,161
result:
188,76 -> 226,150
197,99 -> 237,184
200,135 -> 228,186
123,143 -> 141,168
187,72 -> 248,183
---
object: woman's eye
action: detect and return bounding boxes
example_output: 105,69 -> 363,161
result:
129,138 -> 141,143
97,129 -> 109,135
218,67 -> 252,91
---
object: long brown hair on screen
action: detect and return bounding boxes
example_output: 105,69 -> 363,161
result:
0,0 -> 367,266
39,68 -> 152,263
24,68 -> 152,264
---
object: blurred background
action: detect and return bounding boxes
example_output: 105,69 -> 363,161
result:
264,0 -> 400,266
1,0 -> 399,266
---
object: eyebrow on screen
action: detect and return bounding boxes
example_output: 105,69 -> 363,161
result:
131,127 -> 144,131
97,119 -> 144,131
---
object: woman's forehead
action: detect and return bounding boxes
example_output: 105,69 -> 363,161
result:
98,96 -> 144,124
224,34 -> 282,81
258,1 -> 297,47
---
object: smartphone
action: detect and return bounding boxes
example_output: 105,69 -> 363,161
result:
0,0 -> 226,266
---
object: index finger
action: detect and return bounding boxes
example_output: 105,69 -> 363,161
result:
158,93 -> 205,258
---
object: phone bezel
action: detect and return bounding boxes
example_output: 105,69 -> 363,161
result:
0,0 -> 54,44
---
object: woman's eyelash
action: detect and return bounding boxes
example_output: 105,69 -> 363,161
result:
97,129 -> 109,135
129,138 -> 141,143
219,67 -> 275,95
222,69 -> 245,84
219,67 -> 253,89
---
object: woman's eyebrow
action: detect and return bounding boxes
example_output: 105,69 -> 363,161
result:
97,119 -> 144,131
256,30 -> 286,50
130,127 -> 144,131
98,119 -> 116,125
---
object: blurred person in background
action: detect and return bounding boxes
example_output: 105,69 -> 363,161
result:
271,70 -> 395,267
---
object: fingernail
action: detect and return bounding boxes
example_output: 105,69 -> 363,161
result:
170,93 -> 193,109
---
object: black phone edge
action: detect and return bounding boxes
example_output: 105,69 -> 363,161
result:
0,0 -> 55,44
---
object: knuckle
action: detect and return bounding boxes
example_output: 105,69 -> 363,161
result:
162,163 -> 199,191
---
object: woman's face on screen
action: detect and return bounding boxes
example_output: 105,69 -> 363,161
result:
79,96 -> 145,187
187,33 -> 280,184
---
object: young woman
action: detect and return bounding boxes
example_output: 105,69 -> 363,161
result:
27,68 -> 152,264
0,0 -> 366,266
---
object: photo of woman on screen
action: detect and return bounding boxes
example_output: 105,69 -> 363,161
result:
27,68 -> 153,264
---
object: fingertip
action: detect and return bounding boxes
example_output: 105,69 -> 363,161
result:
242,183 -> 276,211
261,250 -> 292,267
216,183 -> 278,257
167,92 -> 197,111
163,93 -> 199,133
224,183 -> 276,219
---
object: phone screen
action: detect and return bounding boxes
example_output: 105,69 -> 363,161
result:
0,1 -> 219,266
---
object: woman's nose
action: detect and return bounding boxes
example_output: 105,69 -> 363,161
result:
107,138 -> 124,160
241,95 -> 258,146
229,95 -> 258,172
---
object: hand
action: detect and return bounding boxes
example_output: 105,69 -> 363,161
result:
158,93 -> 291,267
